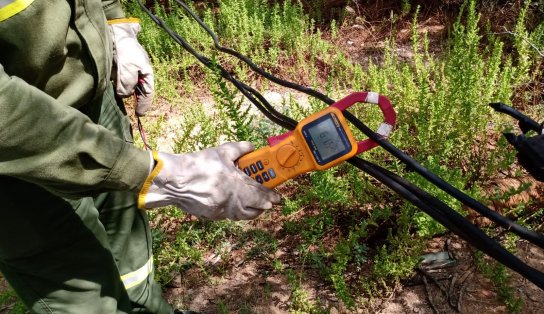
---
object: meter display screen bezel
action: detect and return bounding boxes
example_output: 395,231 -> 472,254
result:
301,112 -> 354,166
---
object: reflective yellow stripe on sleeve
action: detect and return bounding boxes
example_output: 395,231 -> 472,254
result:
120,255 -> 153,290
0,0 -> 35,22
107,17 -> 141,25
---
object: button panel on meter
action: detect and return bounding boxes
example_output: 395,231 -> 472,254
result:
242,159 -> 278,186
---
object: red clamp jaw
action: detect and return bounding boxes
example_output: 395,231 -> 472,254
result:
267,92 -> 397,154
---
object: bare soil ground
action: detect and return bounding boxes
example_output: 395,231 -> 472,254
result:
162,233 -> 544,313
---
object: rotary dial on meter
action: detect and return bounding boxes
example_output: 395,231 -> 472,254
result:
277,144 -> 301,168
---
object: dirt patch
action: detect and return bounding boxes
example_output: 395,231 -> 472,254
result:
159,218 -> 544,314
164,260 -> 336,313
379,236 -> 544,314
164,262 -> 346,313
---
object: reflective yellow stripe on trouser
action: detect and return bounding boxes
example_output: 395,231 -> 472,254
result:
120,255 -> 153,290
0,0 -> 35,22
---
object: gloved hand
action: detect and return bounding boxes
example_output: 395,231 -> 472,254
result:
504,133 -> 544,182
108,18 -> 154,116
138,142 -> 281,220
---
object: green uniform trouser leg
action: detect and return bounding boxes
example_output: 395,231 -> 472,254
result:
0,85 -> 172,314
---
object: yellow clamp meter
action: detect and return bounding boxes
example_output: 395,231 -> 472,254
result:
237,92 -> 397,188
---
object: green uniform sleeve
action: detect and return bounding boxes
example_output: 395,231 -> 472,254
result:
0,65 -> 150,198
102,0 -> 125,20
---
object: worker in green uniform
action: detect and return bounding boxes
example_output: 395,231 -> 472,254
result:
0,0 -> 280,313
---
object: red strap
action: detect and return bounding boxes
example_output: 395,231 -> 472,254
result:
265,92 -> 397,155
331,92 -> 396,154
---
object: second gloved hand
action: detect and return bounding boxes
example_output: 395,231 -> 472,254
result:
138,142 -> 281,220
109,18 -> 154,116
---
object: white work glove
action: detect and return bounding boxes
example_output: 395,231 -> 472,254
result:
138,142 -> 281,220
108,18 -> 154,116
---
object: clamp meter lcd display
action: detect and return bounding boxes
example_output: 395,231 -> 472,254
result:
237,92 -> 397,188
302,112 -> 354,165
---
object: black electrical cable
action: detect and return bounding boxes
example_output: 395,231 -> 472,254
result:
136,0 -> 297,130
490,102 -> 543,134
343,111 -> 544,249
172,0 -> 337,105
349,157 -> 544,290
136,0 -> 544,289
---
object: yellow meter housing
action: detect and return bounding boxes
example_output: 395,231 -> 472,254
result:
238,106 -> 358,188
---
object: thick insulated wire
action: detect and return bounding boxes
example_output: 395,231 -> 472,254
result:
172,0 -> 337,105
343,111 -> 544,249
136,0 -> 297,130
349,157 -> 544,290
490,102 -> 543,134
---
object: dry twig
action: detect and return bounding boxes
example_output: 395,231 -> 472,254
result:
490,27 -> 544,57
448,273 -> 458,309
422,274 -> 440,314
457,268 -> 475,313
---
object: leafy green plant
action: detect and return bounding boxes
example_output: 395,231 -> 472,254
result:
133,114 -> 166,150
0,287 -> 26,314
286,269 -> 328,314
207,65 -> 257,143
172,103 -> 221,153
149,206 -> 245,285
327,219 -> 373,307
373,204 -> 424,280
308,169 -> 351,206
216,299 -> 229,314
475,248 -> 524,313
241,229 -> 278,259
